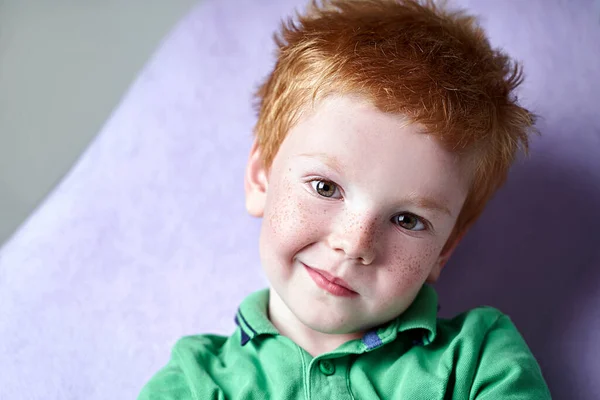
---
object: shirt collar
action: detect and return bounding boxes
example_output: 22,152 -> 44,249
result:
234,285 -> 438,349
372,284 -> 439,349
235,289 -> 277,345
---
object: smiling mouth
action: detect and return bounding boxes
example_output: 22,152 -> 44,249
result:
303,264 -> 358,297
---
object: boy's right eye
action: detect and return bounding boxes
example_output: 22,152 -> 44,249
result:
310,179 -> 341,199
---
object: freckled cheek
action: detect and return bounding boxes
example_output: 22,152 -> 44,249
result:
264,182 -> 323,249
385,242 -> 443,287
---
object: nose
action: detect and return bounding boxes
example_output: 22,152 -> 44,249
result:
327,212 -> 379,265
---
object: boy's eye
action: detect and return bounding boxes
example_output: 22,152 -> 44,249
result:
393,213 -> 426,231
310,179 -> 340,198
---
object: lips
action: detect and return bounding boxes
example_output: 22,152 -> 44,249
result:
303,263 -> 358,297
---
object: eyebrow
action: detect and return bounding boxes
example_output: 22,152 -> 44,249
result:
298,152 -> 343,172
298,153 -> 453,216
405,193 -> 453,216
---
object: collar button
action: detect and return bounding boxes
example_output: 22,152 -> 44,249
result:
318,360 -> 335,376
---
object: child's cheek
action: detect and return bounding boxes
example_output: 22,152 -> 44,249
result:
266,178 -> 321,250
385,242 -> 442,288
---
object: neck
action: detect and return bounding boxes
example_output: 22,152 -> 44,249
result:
267,288 -> 363,357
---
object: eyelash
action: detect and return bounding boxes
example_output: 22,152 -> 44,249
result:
307,178 -> 429,232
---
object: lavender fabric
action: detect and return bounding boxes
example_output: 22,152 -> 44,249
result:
0,1 -> 598,399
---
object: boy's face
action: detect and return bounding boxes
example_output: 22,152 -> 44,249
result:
245,95 -> 470,335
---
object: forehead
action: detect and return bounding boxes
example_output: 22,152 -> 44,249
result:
274,94 -> 471,206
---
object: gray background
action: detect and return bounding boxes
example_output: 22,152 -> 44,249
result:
0,0 -> 197,245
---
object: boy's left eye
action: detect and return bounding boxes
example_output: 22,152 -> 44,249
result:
392,213 -> 426,231
310,179 -> 341,198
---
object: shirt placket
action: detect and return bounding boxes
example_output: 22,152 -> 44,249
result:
306,356 -> 353,400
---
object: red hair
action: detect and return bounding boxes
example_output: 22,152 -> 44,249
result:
253,0 -> 536,246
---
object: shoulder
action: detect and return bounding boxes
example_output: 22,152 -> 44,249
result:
437,306 -> 537,373
169,332 -> 236,378
171,333 -> 229,358
137,333 -> 233,400
434,306 -> 524,366
436,307 -> 551,399
441,305 -> 506,332
441,306 -> 535,360
436,305 -> 533,348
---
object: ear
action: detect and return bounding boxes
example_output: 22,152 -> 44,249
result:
244,139 -> 269,217
426,229 -> 468,283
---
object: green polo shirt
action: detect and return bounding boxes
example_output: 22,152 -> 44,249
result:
138,285 -> 551,399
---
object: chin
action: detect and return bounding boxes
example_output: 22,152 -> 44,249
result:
293,306 -> 364,335
306,321 -> 362,336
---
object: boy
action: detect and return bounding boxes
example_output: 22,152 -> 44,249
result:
139,0 -> 551,398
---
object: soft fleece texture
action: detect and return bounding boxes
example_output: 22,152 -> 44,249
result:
0,0 -> 598,399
